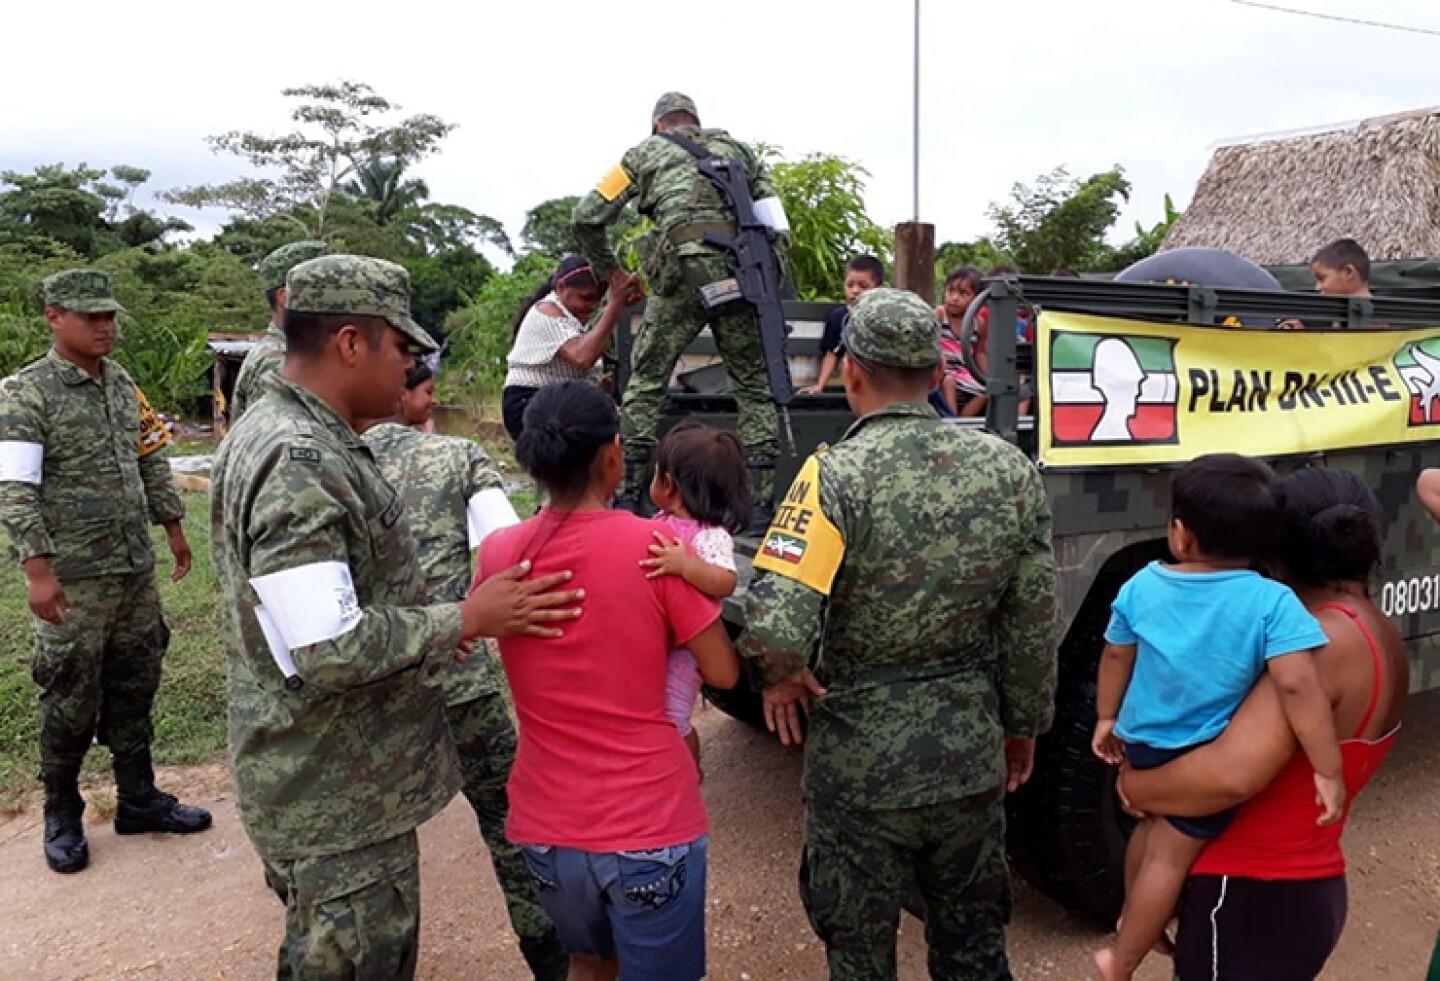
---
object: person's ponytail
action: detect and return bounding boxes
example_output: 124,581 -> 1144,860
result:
515,381 -> 620,499
1277,468 -> 1384,586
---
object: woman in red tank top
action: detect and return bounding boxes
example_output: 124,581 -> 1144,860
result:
1120,467 -> 1409,981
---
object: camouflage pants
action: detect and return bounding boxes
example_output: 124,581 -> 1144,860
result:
622,253 -> 779,462
800,789 -> 1013,981
29,569 -> 169,775
264,831 -> 421,981
446,692 -> 565,977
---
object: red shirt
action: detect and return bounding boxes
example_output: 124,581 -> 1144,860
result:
1193,603 -> 1398,880
478,508 -> 720,852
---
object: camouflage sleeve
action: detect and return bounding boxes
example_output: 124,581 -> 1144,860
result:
119,374 -> 184,525
139,449 -> 184,526
994,459 -> 1059,737
232,353 -> 280,421
0,375 -> 53,564
739,573 -> 824,687
738,455 -> 846,687
246,442 -> 463,691
465,443 -> 505,496
745,143 -> 780,202
571,147 -> 641,280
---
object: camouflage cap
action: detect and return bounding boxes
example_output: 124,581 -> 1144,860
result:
259,240 -> 331,292
41,269 -> 126,314
843,288 -> 941,368
652,92 -> 699,125
285,254 -> 438,352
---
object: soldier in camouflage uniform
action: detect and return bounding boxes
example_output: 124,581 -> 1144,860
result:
212,254 -> 583,980
0,269 -> 212,875
572,91 -> 787,530
229,241 -> 330,421
362,363 -> 567,981
739,289 -> 1058,980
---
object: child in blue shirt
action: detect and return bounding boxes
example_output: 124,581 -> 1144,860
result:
1092,453 -> 1346,981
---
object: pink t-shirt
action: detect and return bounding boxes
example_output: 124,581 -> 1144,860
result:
478,508 -> 721,852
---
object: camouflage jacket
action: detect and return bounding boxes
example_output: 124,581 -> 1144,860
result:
572,125 -> 778,280
362,422 -> 506,704
211,377 -> 461,861
0,349 -> 183,581
229,322 -> 285,421
740,402 -> 1058,810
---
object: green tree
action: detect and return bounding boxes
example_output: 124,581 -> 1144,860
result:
521,196 -> 582,257
440,252 -> 551,401
344,156 -> 429,226
0,164 -> 187,260
767,151 -> 892,301
163,81 -> 455,238
987,166 -> 1131,273
1106,193 -> 1183,272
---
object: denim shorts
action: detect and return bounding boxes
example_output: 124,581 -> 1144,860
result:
518,836 -> 708,980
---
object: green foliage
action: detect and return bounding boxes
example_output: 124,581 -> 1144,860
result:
439,253 -> 551,402
934,239 -> 1010,282
767,151 -> 892,301
1106,193 -> 1184,272
0,164 -> 189,261
521,196 -> 583,257
988,166 -> 1132,273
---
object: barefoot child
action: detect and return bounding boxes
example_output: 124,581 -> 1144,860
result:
640,422 -> 751,767
1092,453 -> 1347,981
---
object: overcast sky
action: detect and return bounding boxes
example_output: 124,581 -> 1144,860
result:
2,0 -> 1436,258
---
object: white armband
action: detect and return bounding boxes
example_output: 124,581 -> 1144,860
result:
250,561 -> 362,650
0,441 -> 43,484
254,605 -> 302,684
753,197 -> 790,233
467,488 -> 520,548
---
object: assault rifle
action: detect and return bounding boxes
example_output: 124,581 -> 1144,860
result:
658,132 -> 796,453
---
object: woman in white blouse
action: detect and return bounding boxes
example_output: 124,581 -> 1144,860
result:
502,255 -> 640,440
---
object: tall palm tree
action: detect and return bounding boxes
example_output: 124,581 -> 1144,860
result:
344,157 -> 430,226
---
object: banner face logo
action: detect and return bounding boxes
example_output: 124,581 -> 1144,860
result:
1036,312 -> 1440,469
1397,339 -> 1440,427
1050,333 -> 1179,445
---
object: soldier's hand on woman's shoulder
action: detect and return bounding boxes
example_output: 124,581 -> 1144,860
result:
463,560 -> 585,640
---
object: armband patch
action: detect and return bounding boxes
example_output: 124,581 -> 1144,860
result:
752,455 -> 845,595
467,487 -> 519,548
0,441 -> 43,484
597,164 -> 632,202
250,561 -> 362,649
135,385 -> 172,458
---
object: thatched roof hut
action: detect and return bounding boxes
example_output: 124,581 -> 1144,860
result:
1163,107 -> 1440,265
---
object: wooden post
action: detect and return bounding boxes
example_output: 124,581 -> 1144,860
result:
894,222 -> 936,305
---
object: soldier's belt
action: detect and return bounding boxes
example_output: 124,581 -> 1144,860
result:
665,221 -> 737,247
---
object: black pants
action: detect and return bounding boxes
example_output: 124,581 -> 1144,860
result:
502,386 -> 539,442
1175,874 -> 1346,981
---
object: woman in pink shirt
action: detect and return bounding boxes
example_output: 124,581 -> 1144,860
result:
477,381 -> 740,981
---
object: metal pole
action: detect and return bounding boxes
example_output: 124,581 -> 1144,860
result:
912,0 -> 920,221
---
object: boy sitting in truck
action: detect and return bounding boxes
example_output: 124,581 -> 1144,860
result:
1092,453 -> 1347,981
798,254 -> 884,394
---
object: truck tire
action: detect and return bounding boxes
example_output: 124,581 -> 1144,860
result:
1006,582 -> 1134,926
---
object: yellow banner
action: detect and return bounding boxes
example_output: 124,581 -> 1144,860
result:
1037,311 -> 1440,468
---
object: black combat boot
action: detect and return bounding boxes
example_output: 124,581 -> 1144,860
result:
112,749 -> 212,835
742,462 -> 777,538
41,769 -> 89,874
614,455 -> 650,516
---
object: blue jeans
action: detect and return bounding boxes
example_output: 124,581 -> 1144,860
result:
518,836 -> 708,980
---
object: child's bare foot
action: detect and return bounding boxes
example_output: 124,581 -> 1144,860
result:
1094,948 -> 1132,981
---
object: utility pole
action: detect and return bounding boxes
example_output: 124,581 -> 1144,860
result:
895,0 -> 935,304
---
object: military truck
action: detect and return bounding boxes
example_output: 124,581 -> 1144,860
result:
618,270 -> 1440,925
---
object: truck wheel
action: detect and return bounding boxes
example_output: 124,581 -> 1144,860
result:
1006,586 -> 1134,926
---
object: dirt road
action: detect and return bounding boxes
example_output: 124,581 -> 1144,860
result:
3,693 -> 1437,980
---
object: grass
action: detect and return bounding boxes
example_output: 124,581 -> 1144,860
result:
0,420 -> 532,810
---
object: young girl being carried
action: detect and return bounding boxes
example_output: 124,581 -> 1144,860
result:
640,422 -> 752,769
